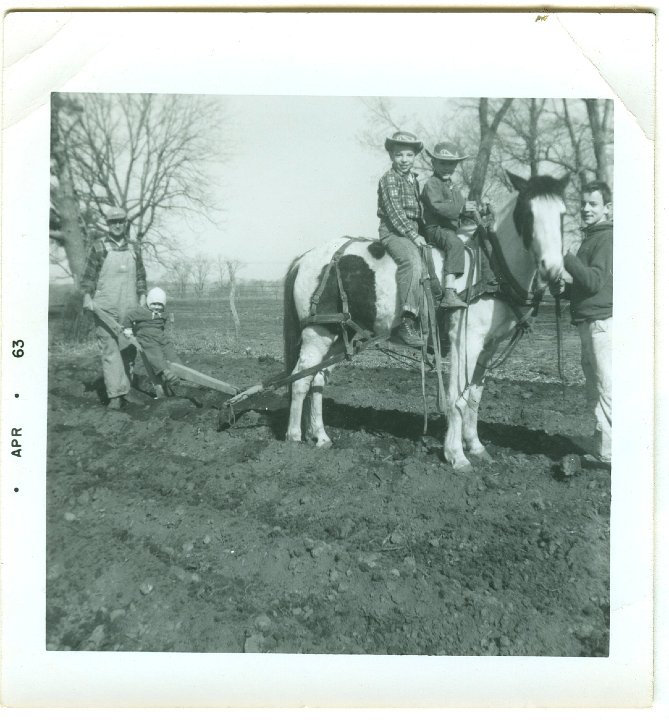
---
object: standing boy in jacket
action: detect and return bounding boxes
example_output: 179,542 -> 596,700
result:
563,181 -> 613,466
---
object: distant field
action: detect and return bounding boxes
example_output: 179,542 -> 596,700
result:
49,285 -> 583,385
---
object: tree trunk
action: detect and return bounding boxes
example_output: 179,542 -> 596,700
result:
226,262 -> 241,338
562,99 -> 589,189
528,99 -> 539,177
585,99 -> 613,186
51,96 -> 91,341
468,98 -> 514,202
51,96 -> 87,289
52,165 -> 87,287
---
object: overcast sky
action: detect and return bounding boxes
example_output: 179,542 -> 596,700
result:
167,95 -> 457,283
205,95 -> 386,281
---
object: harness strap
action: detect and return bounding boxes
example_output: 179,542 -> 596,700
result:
306,236 -> 373,359
421,246 -> 448,422
309,237 -> 362,317
476,301 -> 540,374
480,227 -> 544,307
423,246 -> 442,300
555,295 -> 567,399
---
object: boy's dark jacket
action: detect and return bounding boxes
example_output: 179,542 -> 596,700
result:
123,306 -> 167,340
563,221 -> 613,322
421,175 -> 465,231
122,306 -> 178,373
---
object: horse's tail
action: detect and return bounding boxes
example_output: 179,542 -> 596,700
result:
283,257 -> 302,378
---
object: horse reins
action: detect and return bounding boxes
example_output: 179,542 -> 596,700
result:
554,293 -> 567,399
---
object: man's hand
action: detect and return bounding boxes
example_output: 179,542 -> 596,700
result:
414,236 -> 427,247
122,328 -> 133,338
83,293 -> 95,311
549,278 -> 566,298
138,294 -> 146,308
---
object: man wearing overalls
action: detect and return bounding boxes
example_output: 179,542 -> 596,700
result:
81,207 -> 147,409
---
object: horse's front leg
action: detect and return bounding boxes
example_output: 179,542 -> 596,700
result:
444,387 -> 471,471
305,368 -> 332,448
444,309 -> 490,472
443,314 -> 473,471
286,373 -> 310,442
462,381 -> 493,464
285,327 -> 335,444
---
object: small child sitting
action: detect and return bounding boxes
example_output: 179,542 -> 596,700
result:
421,141 -> 477,309
123,287 -> 180,388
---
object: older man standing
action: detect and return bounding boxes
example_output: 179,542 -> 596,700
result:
81,207 -> 147,409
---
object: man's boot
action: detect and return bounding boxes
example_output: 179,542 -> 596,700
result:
439,288 -> 467,309
393,314 -> 424,348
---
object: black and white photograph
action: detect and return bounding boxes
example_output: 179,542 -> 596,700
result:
1,9 -> 659,710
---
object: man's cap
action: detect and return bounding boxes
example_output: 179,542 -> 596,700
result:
384,130 -> 423,153
105,207 -> 127,222
147,287 -> 167,307
426,141 -> 470,162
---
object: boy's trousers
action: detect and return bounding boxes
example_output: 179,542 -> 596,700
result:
380,233 -> 423,318
424,226 -> 465,276
577,317 -> 612,461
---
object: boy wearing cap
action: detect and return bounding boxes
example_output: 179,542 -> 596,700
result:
377,130 -> 425,348
563,181 -> 613,466
123,287 -> 181,389
81,206 -> 147,409
421,141 -> 476,309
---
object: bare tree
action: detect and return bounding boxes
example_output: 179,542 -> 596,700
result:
554,99 -> 590,188
50,94 -> 87,287
191,254 -> 211,298
225,259 -> 244,338
166,257 -> 193,298
497,98 -> 553,178
215,254 -> 228,294
584,99 -> 614,186
54,92 -> 229,267
468,98 -> 514,202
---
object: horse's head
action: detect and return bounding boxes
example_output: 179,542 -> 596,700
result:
507,171 -> 569,285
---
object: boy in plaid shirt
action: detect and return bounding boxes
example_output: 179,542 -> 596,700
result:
377,130 -> 425,348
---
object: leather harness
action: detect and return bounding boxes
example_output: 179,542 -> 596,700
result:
305,236 -> 376,359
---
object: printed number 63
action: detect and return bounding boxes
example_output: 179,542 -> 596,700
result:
12,340 -> 24,358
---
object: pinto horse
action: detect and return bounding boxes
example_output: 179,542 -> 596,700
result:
283,171 -> 568,470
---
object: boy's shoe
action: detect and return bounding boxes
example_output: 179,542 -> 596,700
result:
439,288 -> 467,309
393,317 -> 424,348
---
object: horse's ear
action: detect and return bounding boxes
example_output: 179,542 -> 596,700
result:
557,174 -> 571,194
506,171 -> 528,193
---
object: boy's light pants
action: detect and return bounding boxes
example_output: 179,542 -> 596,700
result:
379,233 -> 422,318
577,317 -> 612,461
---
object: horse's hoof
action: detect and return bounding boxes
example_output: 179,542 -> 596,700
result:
447,457 -> 473,473
471,449 -> 494,464
306,433 -> 332,449
285,433 -> 302,443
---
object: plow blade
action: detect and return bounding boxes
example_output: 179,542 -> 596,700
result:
167,362 -> 239,396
